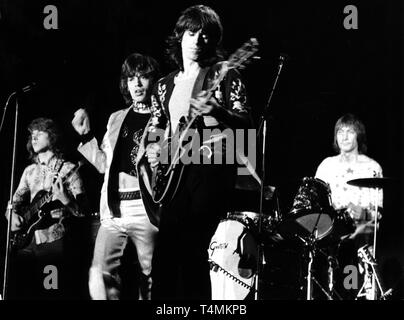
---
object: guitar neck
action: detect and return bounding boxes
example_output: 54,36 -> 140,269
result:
185,64 -> 228,127
185,38 -> 258,126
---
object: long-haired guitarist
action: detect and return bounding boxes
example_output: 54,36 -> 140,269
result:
71,53 -> 160,300
137,5 -> 253,299
5,117 -> 86,299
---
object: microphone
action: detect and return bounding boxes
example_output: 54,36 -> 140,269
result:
279,53 -> 290,62
278,53 -> 289,69
2,82 -> 37,111
18,82 -> 37,94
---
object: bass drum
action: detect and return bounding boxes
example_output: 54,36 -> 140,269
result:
208,217 -> 258,300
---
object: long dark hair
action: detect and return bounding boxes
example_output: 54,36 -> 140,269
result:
333,113 -> 368,154
119,53 -> 160,105
166,5 -> 225,70
26,117 -> 63,161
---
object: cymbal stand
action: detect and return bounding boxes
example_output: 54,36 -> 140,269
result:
356,186 -> 384,300
356,244 -> 392,300
371,187 -> 380,300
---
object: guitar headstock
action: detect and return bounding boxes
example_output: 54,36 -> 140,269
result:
205,38 -> 259,93
226,38 -> 259,71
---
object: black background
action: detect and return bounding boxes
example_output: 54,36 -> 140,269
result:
0,0 -> 403,300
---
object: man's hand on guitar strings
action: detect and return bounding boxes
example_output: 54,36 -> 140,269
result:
7,212 -> 24,231
145,143 -> 161,168
52,176 -> 71,205
190,90 -> 221,117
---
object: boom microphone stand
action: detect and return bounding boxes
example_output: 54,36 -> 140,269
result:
2,84 -> 35,300
254,54 -> 287,300
2,94 -> 19,300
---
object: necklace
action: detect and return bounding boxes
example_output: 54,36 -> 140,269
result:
131,101 -> 150,113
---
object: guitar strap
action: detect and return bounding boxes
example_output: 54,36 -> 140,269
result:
191,67 -> 210,99
188,67 -> 210,124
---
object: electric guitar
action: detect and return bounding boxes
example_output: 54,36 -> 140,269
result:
151,38 -> 259,204
10,160 -> 84,250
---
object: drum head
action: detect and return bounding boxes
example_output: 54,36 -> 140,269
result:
278,212 -> 333,241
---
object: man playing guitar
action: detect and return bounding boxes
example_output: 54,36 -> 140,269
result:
6,117 -> 86,299
138,5 -> 253,299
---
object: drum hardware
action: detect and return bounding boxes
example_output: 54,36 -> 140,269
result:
297,233 -> 327,300
356,245 -> 393,300
347,177 -> 395,300
298,235 -> 344,300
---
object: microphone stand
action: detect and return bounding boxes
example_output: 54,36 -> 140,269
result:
2,92 -> 20,300
254,55 -> 287,300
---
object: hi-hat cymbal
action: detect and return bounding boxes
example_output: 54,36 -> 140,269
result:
235,174 -> 260,191
235,175 -> 276,200
347,177 -> 398,189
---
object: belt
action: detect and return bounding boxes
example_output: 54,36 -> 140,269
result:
117,190 -> 141,201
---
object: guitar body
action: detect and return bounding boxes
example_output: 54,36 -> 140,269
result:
10,161 -> 83,251
11,190 -> 54,251
150,38 -> 259,204
152,162 -> 185,204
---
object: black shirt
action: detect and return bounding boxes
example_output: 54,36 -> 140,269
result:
115,109 -> 150,177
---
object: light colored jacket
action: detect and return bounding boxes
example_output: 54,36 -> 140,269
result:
78,107 -> 137,221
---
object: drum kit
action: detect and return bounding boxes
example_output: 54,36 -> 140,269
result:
207,53 -> 396,300
208,175 -> 396,300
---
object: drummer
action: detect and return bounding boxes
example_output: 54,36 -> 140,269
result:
315,113 -> 383,298
315,113 -> 383,241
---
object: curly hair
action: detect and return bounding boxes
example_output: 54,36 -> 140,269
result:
166,5 -> 225,70
26,117 -> 63,161
333,113 -> 368,154
119,53 -> 160,105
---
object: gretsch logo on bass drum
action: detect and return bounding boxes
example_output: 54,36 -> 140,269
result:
209,241 -> 228,255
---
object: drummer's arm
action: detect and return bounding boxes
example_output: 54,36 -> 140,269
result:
347,204 -> 382,239
347,203 -> 382,220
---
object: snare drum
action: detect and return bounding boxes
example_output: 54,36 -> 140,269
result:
227,211 -> 276,234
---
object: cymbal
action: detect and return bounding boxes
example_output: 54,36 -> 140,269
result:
347,177 -> 398,189
235,174 -> 260,191
235,176 -> 276,200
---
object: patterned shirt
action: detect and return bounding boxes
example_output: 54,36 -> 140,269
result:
148,64 -> 250,135
315,154 -> 383,221
13,155 -> 84,244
